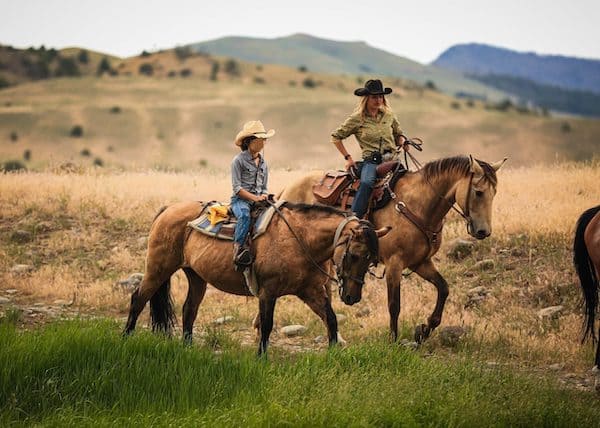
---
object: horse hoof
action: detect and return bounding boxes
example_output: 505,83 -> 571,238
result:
414,324 -> 429,344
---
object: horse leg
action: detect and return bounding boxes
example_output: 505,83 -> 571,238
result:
413,259 -> 449,343
257,295 -> 277,357
181,267 -> 207,345
299,287 -> 338,347
124,271 -> 172,336
385,262 -> 404,341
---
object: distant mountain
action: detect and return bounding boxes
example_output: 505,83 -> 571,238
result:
433,43 -> 600,94
188,33 -> 506,100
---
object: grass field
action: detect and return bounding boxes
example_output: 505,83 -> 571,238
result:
1,318 -> 599,427
1,161 -> 600,425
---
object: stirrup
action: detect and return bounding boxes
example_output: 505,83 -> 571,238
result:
235,248 -> 253,267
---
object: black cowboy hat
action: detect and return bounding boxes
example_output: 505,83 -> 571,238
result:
354,79 -> 392,96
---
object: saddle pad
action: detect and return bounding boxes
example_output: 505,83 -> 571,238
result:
187,199 -> 286,241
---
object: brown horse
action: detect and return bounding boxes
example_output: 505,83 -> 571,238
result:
280,155 -> 506,343
124,201 -> 390,356
573,205 -> 600,375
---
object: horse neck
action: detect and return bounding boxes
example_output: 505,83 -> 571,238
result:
285,210 -> 345,262
398,169 -> 465,226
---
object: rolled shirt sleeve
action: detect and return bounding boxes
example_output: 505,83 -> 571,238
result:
391,115 -> 403,142
331,113 -> 361,141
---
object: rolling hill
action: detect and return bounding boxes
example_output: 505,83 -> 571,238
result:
433,43 -> 600,94
187,33 -> 507,101
1,47 -> 598,172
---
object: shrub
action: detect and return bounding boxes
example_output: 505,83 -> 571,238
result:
466,99 -> 475,107
0,76 -> 10,89
23,149 -> 31,161
302,77 -> 316,88
298,65 -> 308,73
109,106 -> 121,114
80,148 -> 91,157
450,101 -> 461,109
179,68 -> 192,77
70,125 -> 83,137
140,50 -> 151,57
93,157 -> 104,167
139,63 -> 154,76
1,160 -> 26,172
167,70 -> 176,78
253,76 -> 265,84
256,64 -> 263,71
425,80 -> 437,90
561,122 -> 571,133
224,59 -> 240,76
10,131 -> 18,142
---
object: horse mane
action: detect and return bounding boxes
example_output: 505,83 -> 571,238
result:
281,201 -> 348,217
422,156 -> 498,187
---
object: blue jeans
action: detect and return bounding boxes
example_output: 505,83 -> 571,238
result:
231,196 -> 252,245
351,161 -> 378,218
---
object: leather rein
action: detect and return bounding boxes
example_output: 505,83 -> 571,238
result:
268,201 -> 370,289
394,146 -> 480,253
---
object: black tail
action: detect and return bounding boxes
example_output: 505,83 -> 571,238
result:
574,205 -> 600,343
150,279 -> 176,335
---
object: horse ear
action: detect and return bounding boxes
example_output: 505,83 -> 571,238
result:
375,226 -> 392,238
469,155 -> 484,175
490,157 -> 508,172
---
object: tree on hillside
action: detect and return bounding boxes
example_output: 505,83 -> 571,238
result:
210,61 -> 219,81
78,50 -> 89,64
174,46 -> 193,61
54,57 -> 80,77
97,57 -> 112,76
224,59 -> 240,76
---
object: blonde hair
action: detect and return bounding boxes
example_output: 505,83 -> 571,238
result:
352,95 -> 393,118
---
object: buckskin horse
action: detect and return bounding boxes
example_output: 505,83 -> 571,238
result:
280,155 -> 506,343
573,204 -> 600,378
124,201 -> 390,356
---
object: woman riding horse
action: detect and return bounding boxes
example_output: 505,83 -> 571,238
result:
280,155 -> 506,343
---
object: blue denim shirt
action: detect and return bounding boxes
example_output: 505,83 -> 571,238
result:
231,150 -> 268,197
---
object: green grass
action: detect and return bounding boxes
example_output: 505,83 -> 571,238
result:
1,319 -> 598,427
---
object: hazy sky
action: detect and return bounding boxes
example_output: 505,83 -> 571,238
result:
1,0 -> 599,64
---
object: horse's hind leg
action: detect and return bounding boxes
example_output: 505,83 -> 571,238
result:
182,267 -> 207,344
413,259 -> 449,343
385,261 -> 404,341
299,286 -> 338,347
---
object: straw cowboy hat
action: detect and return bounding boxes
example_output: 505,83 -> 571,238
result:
354,79 -> 392,96
234,120 -> 276,146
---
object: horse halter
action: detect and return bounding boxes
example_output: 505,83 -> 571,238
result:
333,218 -> 378,298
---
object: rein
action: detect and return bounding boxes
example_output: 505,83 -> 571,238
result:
268,201 -> 358,284
396,146 -> 480,238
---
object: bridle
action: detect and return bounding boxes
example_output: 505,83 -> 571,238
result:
269,202 -> 376,294
333,218 -> 379,298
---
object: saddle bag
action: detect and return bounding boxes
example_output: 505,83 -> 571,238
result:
312,170 -> 352,205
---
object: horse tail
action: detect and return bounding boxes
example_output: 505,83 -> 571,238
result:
150,278 -> 176,334
574,205 -> 600,343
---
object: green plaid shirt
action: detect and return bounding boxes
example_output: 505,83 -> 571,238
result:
331,110 -> 403,159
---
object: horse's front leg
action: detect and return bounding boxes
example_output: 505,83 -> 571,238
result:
181,268 -> 207,345
413,259 -> 449,343
385,261 -> 404,342
299,286 -> 338,347
257,294 -> 277,357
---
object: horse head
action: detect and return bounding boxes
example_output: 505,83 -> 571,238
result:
334,220 -> 391,305
455,156 -> 507,240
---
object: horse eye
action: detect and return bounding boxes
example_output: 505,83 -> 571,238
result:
475,190 -> 484,197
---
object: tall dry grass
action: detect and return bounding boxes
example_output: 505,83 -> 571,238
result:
0,162 -> 599,370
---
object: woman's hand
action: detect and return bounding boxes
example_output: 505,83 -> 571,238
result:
345,155 -> 356,171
